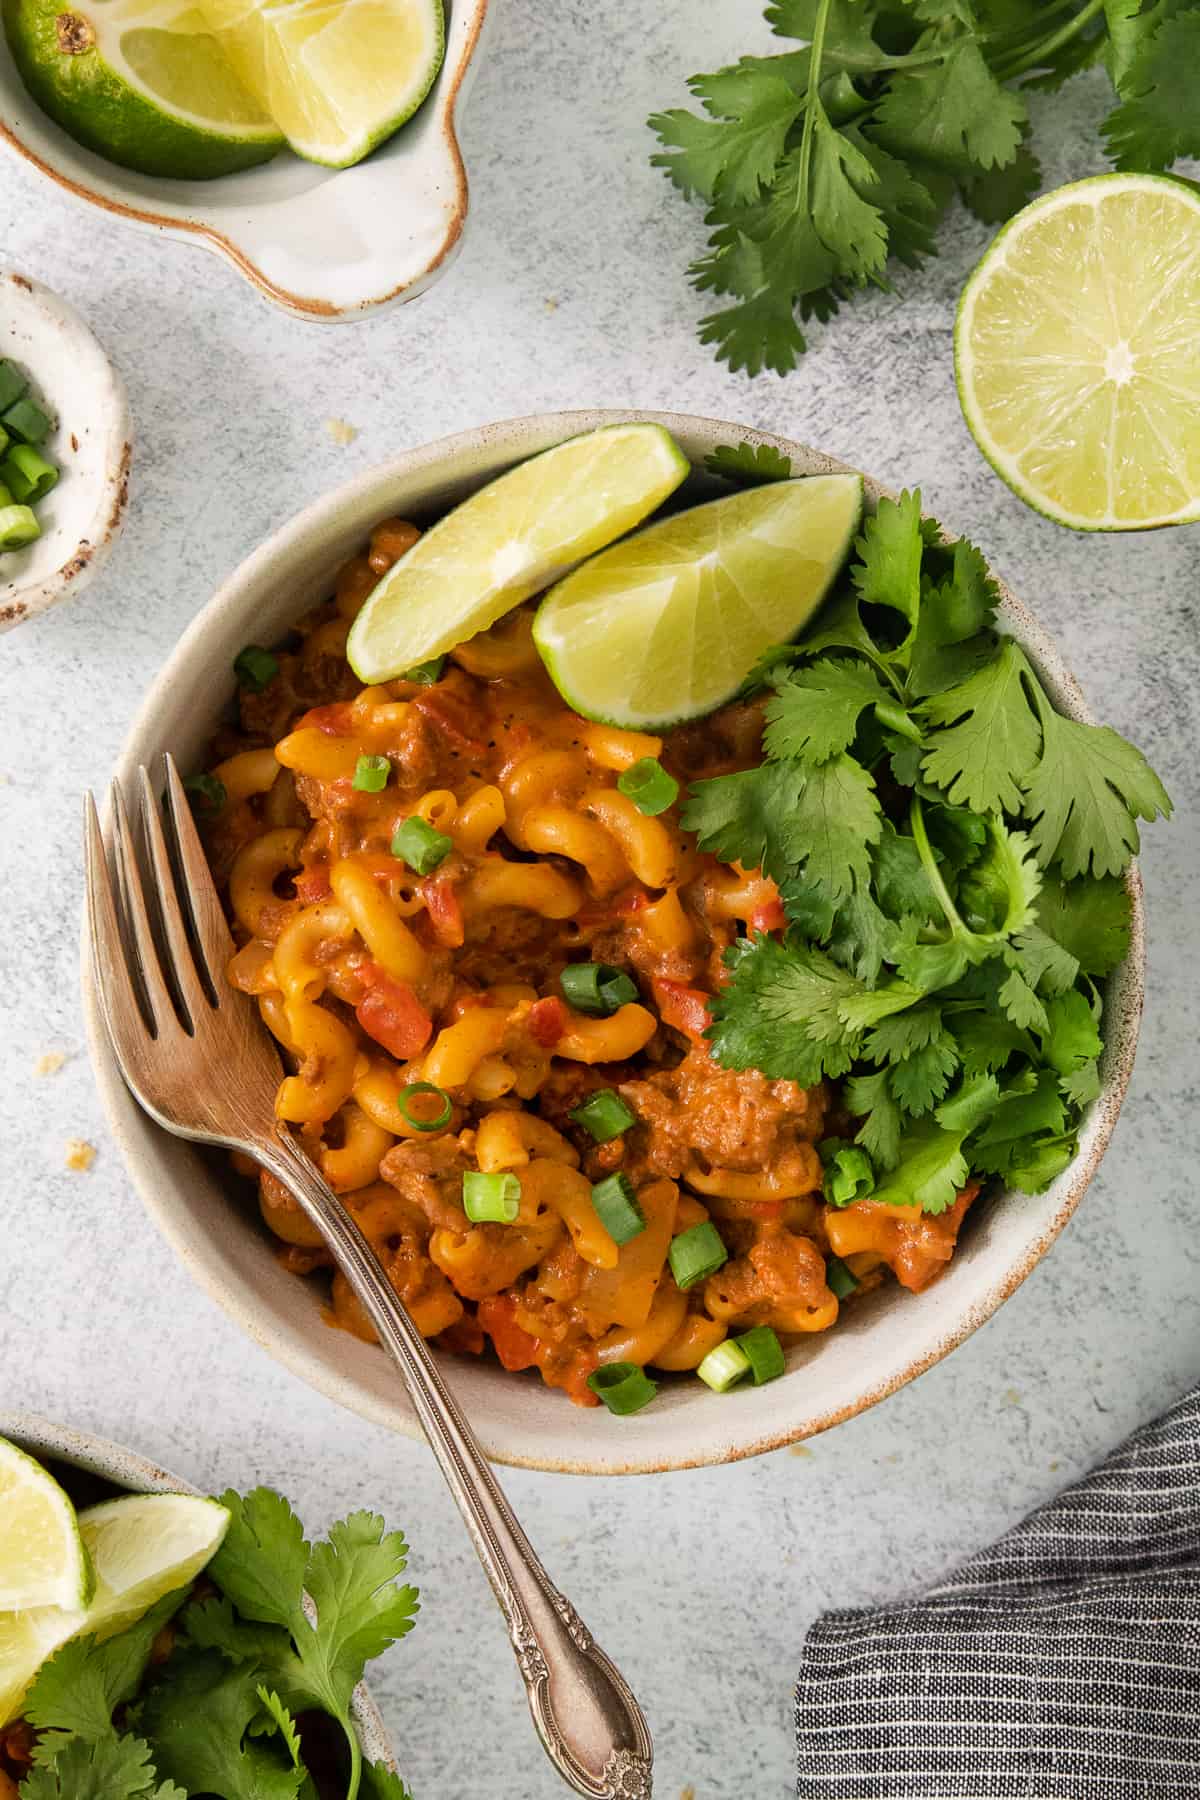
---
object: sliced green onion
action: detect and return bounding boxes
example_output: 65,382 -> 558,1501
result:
183,772 -> 226,814
0,361 -> 28,412
569,1089 -> 635,1144
560,962 -> 638,1016
0,483 -> 13,508
823,1146 -> 875,1208
587,1361 -> 658,1415
1,397 -> 50,445
0,503 -> 40,549
696,1340 -> 751,1393
462,1170 -> 521,1224
589,1174 -> 645,1245
1,446 -> 57,502
668,1221 -> 728,1291
398,1082 -> 452,1132
391,815 -> 453,874
825,1254 -> 859,1300
616,757 -> 679,817
734,1324 -> 786,1385
233,645 -> 279,692
401,656 -> 446,685
353,754 -> 391,793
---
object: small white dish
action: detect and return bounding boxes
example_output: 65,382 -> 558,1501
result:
0,270 -> 130,633
0,0 -> 490,321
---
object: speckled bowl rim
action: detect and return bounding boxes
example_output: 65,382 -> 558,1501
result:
0,1409 -> 397,1772
0,0 -> 489,321
82,408 -> 1145,1475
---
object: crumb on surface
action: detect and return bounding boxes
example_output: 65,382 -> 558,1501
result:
788,1444 -> 813,1459
1002,1387 -> 1021,1406
34,1051 -> 66,1076
324,417 -> 358,446
681,1788 -> 696,1800
544,297 -> 559,312
65,1138 -> 96,1171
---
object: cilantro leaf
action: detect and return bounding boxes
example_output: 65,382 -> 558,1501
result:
873,38 -> 1027,171
935,1071 -> 1001,1135
1035,870 -> 1131,977
682,762 -> 811,882
969,1070 -> 1067,1178
764,657 -> 892,763
823,882 -> 896,985
998,958 -> 1049,1033
851,490 -> 924,646
1021,691 -> 1172,878
957,141 -> 1041,224
208,1488 -> 309,1629
810,108 -> 889,277
361,1764 -> 416,1800
298,1512 -> 419,1719
873,823 -> 941,923
889,1032 -> 960,1114
704,441 -> 794,483
708,936 -> 867,1082
1007,924 -> 1079,997
140,1649 -> 307,1800
906,537 -> 1000,699
953,1008 -> 1030,1076
20,1731 -> 180,1800
766,0 -> 891,68
921,639 -> 1041,814
256,1688 -> 304,1768
24,1592 -> 185,1743
1039,988 -> 1103,1082
1102,10 -> 1200,170
649,68 -> 803,204
871,1117 -> 971,1213
845,1067 -> 904,1169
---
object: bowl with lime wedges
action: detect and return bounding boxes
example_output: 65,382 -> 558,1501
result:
0,0 -> 489,318
0,1414 -> 406,1794
84,410 -> 1160,1476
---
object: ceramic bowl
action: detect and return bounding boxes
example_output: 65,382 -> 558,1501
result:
82,408 -> 1146,1475
0,270 -> 130,633
0,1410 -> 397,1772
0,2 -> 490,321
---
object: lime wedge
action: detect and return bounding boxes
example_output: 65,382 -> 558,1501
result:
197,0 -> 445,167
0,1604 -> 83,1726
2,0 -> 285,178
532,474 -> 864,728
77,1493 -> 231,1640
0,1438 -> 93,1613
347,422 -> 691,683
956,173 -> 1200,531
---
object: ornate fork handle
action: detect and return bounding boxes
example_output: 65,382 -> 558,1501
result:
261,1129 -> 653,1800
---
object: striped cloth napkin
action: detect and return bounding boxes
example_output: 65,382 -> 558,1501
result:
796,1384 -> 1200,1798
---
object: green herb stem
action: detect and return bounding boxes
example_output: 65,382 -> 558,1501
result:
994,0 -> 1106,79
794,0 -> 833,209
909,792 -> 968,939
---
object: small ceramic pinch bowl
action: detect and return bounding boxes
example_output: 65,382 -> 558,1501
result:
83,409 -> 1146,1476
0,1409 -> 398,1776
0,269 -> 130,634
0,0 -> 490,321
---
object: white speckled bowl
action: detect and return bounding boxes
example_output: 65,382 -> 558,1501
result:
0,1411 -> 397,1774
83,409 -> 1146,1475
0,2 -> 490,321
0,270 -> 130,633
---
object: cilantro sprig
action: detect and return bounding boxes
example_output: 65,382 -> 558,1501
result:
18,1489 -> 416,1800
650,0 -> 1200,373
683,486 -> 1168,1209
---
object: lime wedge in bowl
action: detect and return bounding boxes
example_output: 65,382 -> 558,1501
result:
78,1493 -> 231,1640
347,422 -> 691,683
532,474 -> 864,728
956,173 -> 1200,531
198,0 -> 445,168
0,1437 -> 93,1613
2,0 -> 285,178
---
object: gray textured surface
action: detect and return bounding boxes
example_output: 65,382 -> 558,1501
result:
1,10 -> 1198,1797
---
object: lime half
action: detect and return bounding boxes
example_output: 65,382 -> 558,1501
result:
77,1493 -> 231,1640
956,173 -> 1200,531
347,422 -> 691,683
2,0 -> 284,178
0,1605 -> 83,1726
198,0 -> 445,167
0,1437 -> 93,1613
533,474 -> 864,729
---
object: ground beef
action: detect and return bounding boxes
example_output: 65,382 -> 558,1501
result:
620,1047 -> 826,1178
379,1137 -> 472,1231
705,1223 -> 829,1327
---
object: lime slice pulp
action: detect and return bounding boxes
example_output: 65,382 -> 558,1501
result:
77,1493 -> 231,1640
532,473 -> 865,729
347,422 -> 691,684
2,0 -> 285,179
0,1437 -> 93,1613
197,0 -> 445,167
956,173 -> 1200,531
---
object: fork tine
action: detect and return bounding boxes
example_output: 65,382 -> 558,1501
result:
109,778 -> 179,1041
137,765 -> 213,1027
160,752 -> 236,994
84,789 -> 152,1061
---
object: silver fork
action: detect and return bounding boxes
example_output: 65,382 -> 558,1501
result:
84,755 -> 653,1800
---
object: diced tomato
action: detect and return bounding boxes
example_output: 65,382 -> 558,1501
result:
294,866 -> 332,904
652,978 -> 713,1043
749,1200 -> 785,1218
550,1348 -> 600,1409
750,893 -> 787,934
528,996 -> 566,1047
412,690 -> 487,752
354,962 -> 433,1059
478,1296 -> 539,1372
438,1313 -> 485,1356
420,875 -> 465,948
299,701 -> 356,736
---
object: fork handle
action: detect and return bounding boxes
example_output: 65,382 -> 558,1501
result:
260,1130 -> 653,1800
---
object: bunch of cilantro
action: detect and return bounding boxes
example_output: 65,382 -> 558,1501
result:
17,1490 -> 417,1800
649,0 -> 1200,373
683,456 -> 1170,1213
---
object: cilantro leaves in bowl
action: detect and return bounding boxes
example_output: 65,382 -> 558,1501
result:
683,484 -> 1170,1211
16,1488 -> 416,1800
